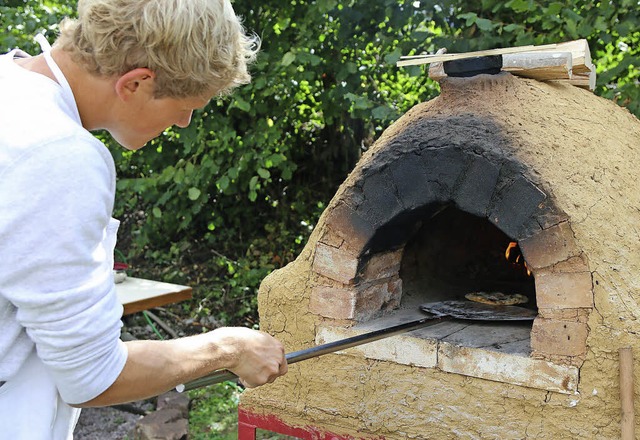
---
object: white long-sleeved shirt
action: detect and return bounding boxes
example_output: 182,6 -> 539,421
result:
0,48 -> 128,434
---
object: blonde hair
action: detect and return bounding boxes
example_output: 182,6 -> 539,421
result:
57,0 -> 259,98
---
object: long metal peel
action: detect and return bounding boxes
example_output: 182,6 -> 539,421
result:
177,314 -> 449,392
177,300 -> 537,392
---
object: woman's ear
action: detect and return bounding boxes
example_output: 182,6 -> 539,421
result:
114,68 -> 156,101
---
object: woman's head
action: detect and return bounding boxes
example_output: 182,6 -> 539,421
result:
57,0 -> 259,99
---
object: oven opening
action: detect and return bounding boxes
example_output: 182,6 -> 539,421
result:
361,204 -> 537,356
400,204 -> 536,312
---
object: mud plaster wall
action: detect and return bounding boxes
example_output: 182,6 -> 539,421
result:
242,73 -> 640,439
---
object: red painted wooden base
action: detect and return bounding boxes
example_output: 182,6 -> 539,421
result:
238,406 -> 385,440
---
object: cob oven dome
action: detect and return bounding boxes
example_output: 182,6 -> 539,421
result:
242,72 -> 640,439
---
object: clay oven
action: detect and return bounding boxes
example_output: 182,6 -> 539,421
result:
241,72 -> 640,439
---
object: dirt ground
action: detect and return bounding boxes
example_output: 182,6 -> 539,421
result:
74,406 -> 143,440
73,311 -> 182,439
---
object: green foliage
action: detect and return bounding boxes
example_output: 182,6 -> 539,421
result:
109,0 -> 440,324
2,1 -> 637,328
188,382 -> 297,439
434,0 -> 639,113
0,0 -> 76,52
188,383 -> 241,439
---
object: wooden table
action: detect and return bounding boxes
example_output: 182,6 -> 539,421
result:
115,276 -> 192,315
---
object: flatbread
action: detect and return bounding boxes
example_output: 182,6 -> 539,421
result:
465,291 -> 528,306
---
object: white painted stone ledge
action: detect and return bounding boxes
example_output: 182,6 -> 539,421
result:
316,321 -> 579,395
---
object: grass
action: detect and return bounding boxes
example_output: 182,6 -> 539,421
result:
188,382 -> 297,440
188,382 -> 241,440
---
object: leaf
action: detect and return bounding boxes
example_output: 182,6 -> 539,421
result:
152,207 -> 162,218
282,51 -> 296,66
562,8 -> 583,23
317,0 -> 337,13
475,18 -> 495,31
179,123 -> 198,148
593,15 -> 608,32
298,52 -> 322,66
188,187 -> 201,201
233,97 -> 251,112
281,167 -> 293,180
266,153 -> 286,167
249,176 -> 259,190
257,168 -> 271,179
345,62 -> 358,74
217,176 -> 230,191
345,92 -> 373,110
546,2 -> 563,16
503,23 -> 521,32
353,96 -> 373,110
458,12 -> 477,26
506,0 -> 534,13
371,105 -> 393,119
173,168 -> 185,184
253,77 -> 267,90
383,48 -> 403,64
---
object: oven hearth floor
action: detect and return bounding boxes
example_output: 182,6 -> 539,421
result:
315,303 -> 579,394
359,305 -> 531,354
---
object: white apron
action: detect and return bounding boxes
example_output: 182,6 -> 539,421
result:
0,351 -> 81,440
0,34 -> 83,440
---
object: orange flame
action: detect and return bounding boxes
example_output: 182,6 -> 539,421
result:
505,242 -> 517,261
505,242 -> 531,276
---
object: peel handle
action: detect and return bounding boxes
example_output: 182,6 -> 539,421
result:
178,314 -> 448,392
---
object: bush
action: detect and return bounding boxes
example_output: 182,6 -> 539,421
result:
2,0 -> 637,327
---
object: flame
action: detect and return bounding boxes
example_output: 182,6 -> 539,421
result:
505,241 -> 532,276
505,242 -> 517,261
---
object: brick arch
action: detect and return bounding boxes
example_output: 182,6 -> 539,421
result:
310,146 -> 593,366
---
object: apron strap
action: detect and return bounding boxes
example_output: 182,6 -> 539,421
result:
38,35 -> 82,124
34,33 -> 52,52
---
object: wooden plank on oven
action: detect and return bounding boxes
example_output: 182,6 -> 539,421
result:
534,39 -> 593,74
427,48 -> 447,81
563,69 -> 597,90
398,43 -> 557,67
501,52 -> 572,80
400,39 -> 591,69
418,39 -> 595,91
526,39 -> 596,90
428,51 -> 573,81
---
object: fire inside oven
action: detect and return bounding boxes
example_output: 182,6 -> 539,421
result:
362,202 -> 537,355
401,204 -> 535,308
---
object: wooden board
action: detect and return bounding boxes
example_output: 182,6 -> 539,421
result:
398,39 -> 590,69
428,51 -> 573,81
399,44 -> 547,66
567,69 -> 597,90
116,276 -> 192,315
531,39 -> 592,74
421,40 -> 595,90
501,51 -> 572,80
